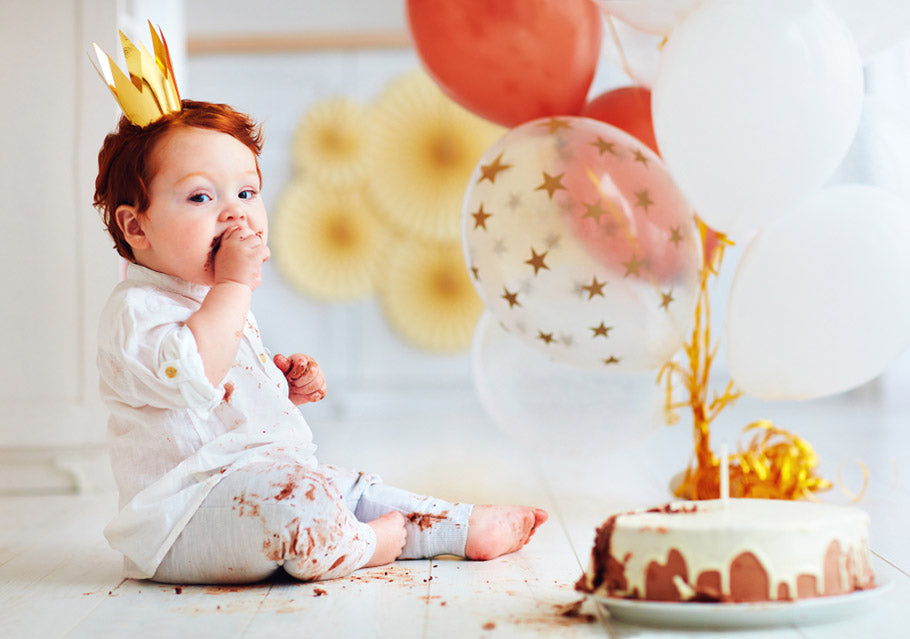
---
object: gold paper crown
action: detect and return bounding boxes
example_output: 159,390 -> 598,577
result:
92,21 -> 181,127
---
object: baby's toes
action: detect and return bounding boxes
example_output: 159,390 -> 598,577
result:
513,510 -> 539,550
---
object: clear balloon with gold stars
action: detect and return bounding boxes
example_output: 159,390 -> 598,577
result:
462,116 -> 701,371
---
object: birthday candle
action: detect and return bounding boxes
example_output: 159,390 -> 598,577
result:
720,441 -> 730,504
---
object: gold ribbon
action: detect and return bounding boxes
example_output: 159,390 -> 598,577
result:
673,420 -> 833,501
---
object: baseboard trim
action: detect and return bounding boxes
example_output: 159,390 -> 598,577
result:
0,445 -> 113,495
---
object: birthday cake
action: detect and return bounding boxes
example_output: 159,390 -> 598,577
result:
575,499 -> 875,603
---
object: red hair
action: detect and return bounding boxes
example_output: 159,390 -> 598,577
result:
93,100 -> 264,260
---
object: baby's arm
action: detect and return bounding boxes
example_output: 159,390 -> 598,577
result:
187,226 -> 270,385
273,353 -> 327,405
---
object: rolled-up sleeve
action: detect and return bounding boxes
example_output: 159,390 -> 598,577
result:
100,289 -> 221,415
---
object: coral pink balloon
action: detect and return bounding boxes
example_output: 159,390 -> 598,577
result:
582,86 -> 659,154
560,124 -> 688,283
406,0 -> 602,127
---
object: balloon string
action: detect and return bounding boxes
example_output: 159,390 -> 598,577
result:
658,218 -> 833,501
836,459 -> 870,503
603,13 -> 639,86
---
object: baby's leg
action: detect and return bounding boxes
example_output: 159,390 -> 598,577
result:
153,462 -> 379,584
323,467 -> 549,561
322,466 -> 473,559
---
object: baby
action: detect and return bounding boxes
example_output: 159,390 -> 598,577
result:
93,99 -> 547,583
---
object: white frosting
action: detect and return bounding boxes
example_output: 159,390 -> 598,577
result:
584,499 -> 873,601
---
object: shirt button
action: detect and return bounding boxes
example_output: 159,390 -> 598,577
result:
260,353 -> 267,363
165,366 -> 178,378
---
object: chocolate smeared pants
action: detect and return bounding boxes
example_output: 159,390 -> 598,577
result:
151,462 -> 473,584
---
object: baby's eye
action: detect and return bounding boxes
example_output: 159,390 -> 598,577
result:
239,189 -> 257,200
189,193 -> 211,203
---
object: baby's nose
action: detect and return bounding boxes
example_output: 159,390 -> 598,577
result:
219,203 -> 246,222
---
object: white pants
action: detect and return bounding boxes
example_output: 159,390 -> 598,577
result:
151,462 -> 473,584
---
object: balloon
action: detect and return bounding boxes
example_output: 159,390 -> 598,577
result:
828,97 -> 910,204
826,0 -> 910,59
462,116 -> 701,371
597,13 -> 663,87
652,0 -> 864,238
598,0 -> 701,36
406,0 -> 602,127
581,86 -> 659,154
726,184 -> 910,401
472,312 -> 663,458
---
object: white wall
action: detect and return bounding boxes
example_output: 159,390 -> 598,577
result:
0,0 -> 122,491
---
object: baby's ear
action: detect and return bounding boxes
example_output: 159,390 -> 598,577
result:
116,205 -> 149,250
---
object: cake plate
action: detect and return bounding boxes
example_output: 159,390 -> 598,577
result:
593,582 -> 890,629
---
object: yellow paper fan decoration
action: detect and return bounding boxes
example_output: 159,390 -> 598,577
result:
291,97 -> 374,185
379,239 -> 484,352
272,180 -> 391,301
369,70 -> 505,242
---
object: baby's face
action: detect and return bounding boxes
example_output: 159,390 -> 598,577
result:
136,126 -> 267,286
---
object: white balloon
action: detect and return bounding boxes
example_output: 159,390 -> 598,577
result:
652,0 -> 864,238
472,312 -> 663,458
598,0 -> 701,36
826,0 -> 910,59
598,13 -> 664,87
726,184 -> 910,400
828,97 -> 910,204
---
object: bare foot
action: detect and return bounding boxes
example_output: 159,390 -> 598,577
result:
465,505 -> 549,561
363,511 -> 407,567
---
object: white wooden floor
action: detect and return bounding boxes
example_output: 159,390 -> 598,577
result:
2,387 -> 908,638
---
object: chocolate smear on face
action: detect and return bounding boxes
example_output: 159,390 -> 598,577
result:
205,234 -> 223,272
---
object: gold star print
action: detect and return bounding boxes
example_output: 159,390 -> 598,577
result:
583,199 -> 609,223
590,322 -> 612,338
623,253 -> 643,277
538,118 -> 572,134
525,247 -> 550,275
660,290 -> 674,310
501,287 -> 521,308
537,330 -> 556,344
668,226 -> 683,246
535,172 -> 566,200
632,149 -> 650,167
471,203 -> 493,229
471,266 -> 480,280
603,355 -> 620,365
590,136 -> 620,156
634,189 -> 654,212
477,152 -> 512,184
581,276 -> 607,299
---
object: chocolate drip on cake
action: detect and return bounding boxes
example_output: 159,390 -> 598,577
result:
576,514 -> 628,594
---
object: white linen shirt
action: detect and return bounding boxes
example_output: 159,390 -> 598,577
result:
97,263 -> 318,578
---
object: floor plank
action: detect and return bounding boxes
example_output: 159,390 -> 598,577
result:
0,494 -> 123,638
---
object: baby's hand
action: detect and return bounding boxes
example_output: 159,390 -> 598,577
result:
273,353 -> 327,405
212,226 -> 270,290
363,511 -> 406,568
